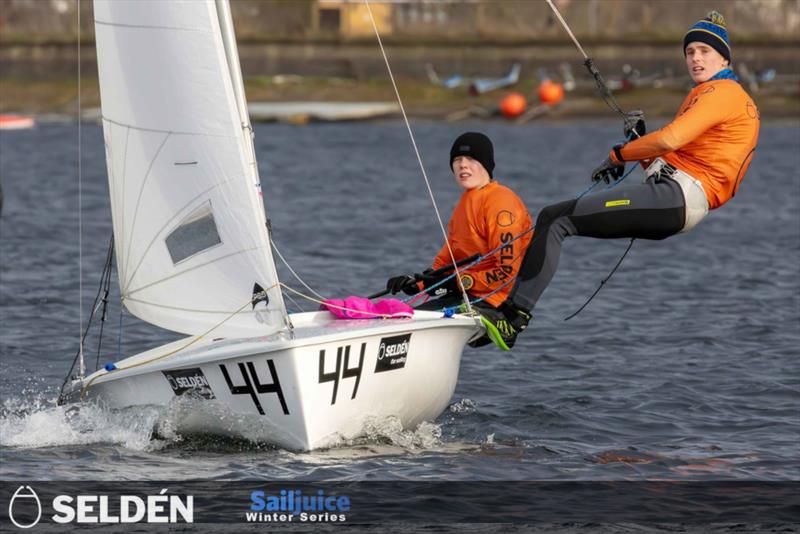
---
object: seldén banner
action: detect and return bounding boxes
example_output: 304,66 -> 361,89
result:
2,481 -> 798,529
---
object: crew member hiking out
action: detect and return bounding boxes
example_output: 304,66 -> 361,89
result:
480,11 -> 760,349
385,131 -> 533,350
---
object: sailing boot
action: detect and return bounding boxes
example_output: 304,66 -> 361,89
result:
466,302 -> 531,351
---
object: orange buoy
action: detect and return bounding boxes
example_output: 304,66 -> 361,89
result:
538,80 -> 565,106
500,92 -> 527,118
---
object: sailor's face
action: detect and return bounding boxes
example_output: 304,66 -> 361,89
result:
685,41 -> 729,84
452,156 -> 490,190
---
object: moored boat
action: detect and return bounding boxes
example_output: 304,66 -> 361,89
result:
0,114 -> 35,130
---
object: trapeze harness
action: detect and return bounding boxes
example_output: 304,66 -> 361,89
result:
508,77 -> 760,313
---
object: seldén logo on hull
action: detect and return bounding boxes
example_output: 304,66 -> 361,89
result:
374,333 -> 412,373
6,486 -> 193,527
163,368 -> 216,399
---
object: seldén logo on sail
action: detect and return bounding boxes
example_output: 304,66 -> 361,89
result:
248,489 -> 350,523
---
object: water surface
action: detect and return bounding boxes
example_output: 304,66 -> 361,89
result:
1,120 -> 798,482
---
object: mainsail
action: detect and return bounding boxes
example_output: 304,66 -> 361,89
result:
94,0 -> 288,337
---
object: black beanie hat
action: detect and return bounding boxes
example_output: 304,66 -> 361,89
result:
450,132 -> 495,178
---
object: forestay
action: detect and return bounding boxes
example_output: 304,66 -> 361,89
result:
94,0 -> 288,337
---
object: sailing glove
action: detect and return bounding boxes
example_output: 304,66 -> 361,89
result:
422,271 -> 475,298
623,109 -> 646,139
591,154 -> 625,184
421,270 -> 456,298
386,274 -> 418,295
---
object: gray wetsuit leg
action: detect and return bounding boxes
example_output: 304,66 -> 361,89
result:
509,175 -> 686,311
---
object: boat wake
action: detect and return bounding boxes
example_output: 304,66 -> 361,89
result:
0,393 -> 166,451
1,394 -> 478,454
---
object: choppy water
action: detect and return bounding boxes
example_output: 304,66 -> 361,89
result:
1,120 -> 798,483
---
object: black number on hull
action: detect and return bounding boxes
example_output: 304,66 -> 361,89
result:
219,359 -> 289,415
318,343 -> 365,405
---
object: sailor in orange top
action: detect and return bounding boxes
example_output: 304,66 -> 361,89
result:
493,11 -> 760,348
385,132 -> 532,347
428,166 -> 532,308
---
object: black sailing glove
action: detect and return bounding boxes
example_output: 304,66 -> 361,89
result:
623,109 -> 646,139
421,270 -> 475,298
420,269 -> 455,298
385,274 -> 418,295
591,148 -> 625,184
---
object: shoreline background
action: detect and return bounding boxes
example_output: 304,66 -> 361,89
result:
1,0 -> 798,119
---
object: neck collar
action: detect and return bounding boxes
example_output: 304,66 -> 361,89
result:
696,67 -> 739,86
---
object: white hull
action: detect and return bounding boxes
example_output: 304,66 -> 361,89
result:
63,311 -> 481,451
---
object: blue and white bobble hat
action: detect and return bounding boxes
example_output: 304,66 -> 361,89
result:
684,11 -> 731,63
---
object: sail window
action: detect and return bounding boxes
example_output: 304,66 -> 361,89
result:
165,201 -> 222,264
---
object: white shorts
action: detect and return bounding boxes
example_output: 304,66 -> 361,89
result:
646,158 -> 709,233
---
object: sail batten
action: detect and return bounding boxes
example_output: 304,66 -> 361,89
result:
101,116 -> 239,138
94,0 -> 286,338
121,132 -> 170,283
95,20 -> 214,34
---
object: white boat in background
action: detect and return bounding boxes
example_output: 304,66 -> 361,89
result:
248,101 -> 400,123
59,0 -> 482,451
0,114 -> 35,130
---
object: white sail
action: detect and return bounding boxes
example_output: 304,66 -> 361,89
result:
94,0 -> 288,337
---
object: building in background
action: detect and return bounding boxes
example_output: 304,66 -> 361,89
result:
316,1 -> 392,37
1,0 -> 799,43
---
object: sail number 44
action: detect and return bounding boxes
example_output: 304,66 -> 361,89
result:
318,344 -> 365,405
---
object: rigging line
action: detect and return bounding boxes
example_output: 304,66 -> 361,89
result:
282,290 -> 307,314
58,234 -> 115,401
364,0 -> 472,314
544,0 -> 629,120
563,238 -> 635,322
270,239 -> 326,301
94,242 -> 115,371
544,0 -> 590,60
78,0 -> 85,380
117,306 -> 124,358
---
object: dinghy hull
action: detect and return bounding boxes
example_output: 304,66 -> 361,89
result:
62,311 -> 481,450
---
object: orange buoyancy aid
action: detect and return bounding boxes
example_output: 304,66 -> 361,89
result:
431,181 -> 532,307
613,79 -> 760,209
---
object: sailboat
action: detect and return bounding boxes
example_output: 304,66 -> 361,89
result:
59,0 -> 482,451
